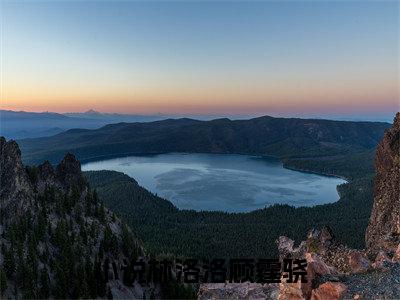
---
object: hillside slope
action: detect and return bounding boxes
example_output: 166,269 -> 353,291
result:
85,169 -> 373,259
197,115 -> 400,300
0,137 -> 159,299
19,116 -> 390,178
0,110 -> 105,139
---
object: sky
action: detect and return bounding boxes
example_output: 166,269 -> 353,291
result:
1,0 -> 399,118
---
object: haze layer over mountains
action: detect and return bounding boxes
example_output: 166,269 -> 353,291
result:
0,109 -> 394,140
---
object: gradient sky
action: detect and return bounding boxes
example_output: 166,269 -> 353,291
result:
1,1 -> 399,116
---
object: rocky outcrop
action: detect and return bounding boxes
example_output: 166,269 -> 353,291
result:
372,251 -> 391,269
365,112 -> 400,255
198,235 -> 400,299
394,244 -> 400,262
277,236 -> 306,259
0,138 -> 29,193
0,138 -> 85,200
0,137 -> 158,299
35,154 -> 87,195
37,160 -> 56,192
347,251 -> 370,273
198,283 -> 279,300
0,137 -> 33,221
275,229 -> 400,299
56,153 -> 86,193
310,282 -> 347,300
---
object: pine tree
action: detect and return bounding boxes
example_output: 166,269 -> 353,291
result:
53,259 -> 68,299
96,202 -> 107,224
122,224 -> 134,255
39,268 -> 50,299
92,190 -> 99,204
76,262 -> 89,299
0,266 -> 7,295
94,258 -> 106,297
36,206 -> 48,241
23,237 -> 39,298
107,286 -> 113,299
3,246 -> 15,278
85,191 -> 94,216
85,257 -> 97,299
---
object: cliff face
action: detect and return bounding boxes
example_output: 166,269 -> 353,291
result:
0,137 -> 85,199
0,137 -> 33,217
0,137 -> 157,299
365,112 -> 400,254
0,136 -> 88,223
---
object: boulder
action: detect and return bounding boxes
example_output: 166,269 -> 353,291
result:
306,253 -> 337,276
277,236 -> 306,259
277,236 -> 295,254
372,251 -> 391,269
320,226 -> 335,247
348,252 -> 370,274
307,226 -> 335,254
392,244 -> 400,262
278,281 -> 305,300
198,282 -> 279,300
311,282 -> 347,300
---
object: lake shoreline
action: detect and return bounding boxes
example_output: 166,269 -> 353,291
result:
79,150 -> 350,182
82,152 -> 346,212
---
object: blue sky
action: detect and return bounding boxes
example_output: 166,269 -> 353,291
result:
1,0 -> 399,119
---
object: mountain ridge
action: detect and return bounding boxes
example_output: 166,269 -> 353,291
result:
19,115 -> 391,172
0,137 -> 165,299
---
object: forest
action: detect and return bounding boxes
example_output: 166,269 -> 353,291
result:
19,116 -> 389,166
85,150 -> 375,260
0,185 -> 129,298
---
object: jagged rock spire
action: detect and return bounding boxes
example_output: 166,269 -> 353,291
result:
1,137 -> 86,200
0,137 -> 31,196
0,137 -> 33,219
365,112 -> 400,254
56,153 -> 86,192
393,112 -> 400,129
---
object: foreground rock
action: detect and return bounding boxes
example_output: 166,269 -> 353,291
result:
310,282 -> 347,300
0,137 -> 160,299
276,232 -> 400,299
198,283 -> 279,300
365,112 -> 400,255
347,251 -> 370,273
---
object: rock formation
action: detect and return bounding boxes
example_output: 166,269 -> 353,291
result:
0,137 -> 159,299
365,112 -> 400,254
198,283 -> 279,300
0,137 -> 33,219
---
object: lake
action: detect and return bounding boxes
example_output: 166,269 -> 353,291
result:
82,153 -> 346,213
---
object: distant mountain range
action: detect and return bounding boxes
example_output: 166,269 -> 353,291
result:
0,109 -> 251,140
0,109 -> 169,139
2,109 -> 393,140
19,115 -> 392,175
64,109 -> 167,122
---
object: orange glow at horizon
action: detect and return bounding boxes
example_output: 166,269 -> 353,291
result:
2,77 -> 398,115
2,1 -> 398,116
